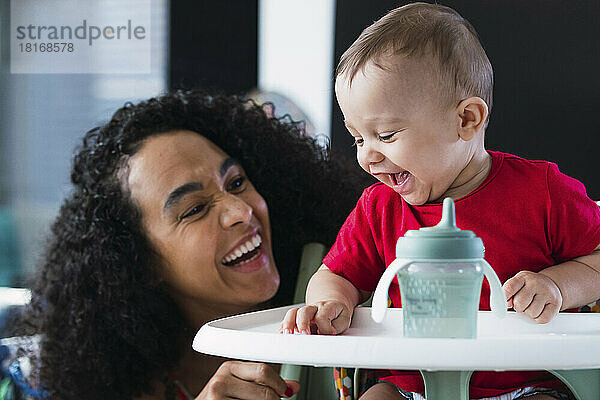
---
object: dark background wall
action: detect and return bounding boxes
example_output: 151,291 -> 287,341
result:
332,1 -> 599,199
169,1 -> 258,94
169,1 -> 598,199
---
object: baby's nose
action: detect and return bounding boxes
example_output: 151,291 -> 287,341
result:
360,143 -> 385,165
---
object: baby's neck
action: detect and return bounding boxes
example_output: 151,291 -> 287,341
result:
440,150 -> 492,201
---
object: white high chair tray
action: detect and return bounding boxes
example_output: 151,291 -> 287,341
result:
193,305 -> 600,371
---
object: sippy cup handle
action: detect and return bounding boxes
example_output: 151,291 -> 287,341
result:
372,258 -> 412,323
481,260 -> 507,318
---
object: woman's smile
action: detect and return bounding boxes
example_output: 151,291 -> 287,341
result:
222,231 -> 262,265
221,230 -> 270,273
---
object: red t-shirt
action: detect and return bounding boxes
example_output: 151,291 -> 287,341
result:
323,151 -> 600,398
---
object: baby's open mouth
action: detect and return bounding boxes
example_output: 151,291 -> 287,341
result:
391,171 -> 410,186
222,233 -> 262,267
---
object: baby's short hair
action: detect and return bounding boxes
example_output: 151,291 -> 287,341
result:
336,2 -> 493,113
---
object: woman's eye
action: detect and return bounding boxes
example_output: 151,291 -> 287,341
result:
379,131 -> 397,141
228,176 -> 247,192
181,204 -> 206,220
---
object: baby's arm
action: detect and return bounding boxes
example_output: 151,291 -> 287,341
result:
503,243 -> 600,324
280,265 -> 372,335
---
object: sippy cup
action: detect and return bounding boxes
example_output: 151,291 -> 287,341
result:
371,198 -> 506,338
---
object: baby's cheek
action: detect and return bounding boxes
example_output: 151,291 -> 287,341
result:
356,154 -> 370,174
356,152 -> 364,167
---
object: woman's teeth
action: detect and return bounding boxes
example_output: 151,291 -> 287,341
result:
223,234 -> 262,265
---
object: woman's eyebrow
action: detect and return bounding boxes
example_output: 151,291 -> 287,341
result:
162,158 -> 240,213
220,157 -> 240,177
163,182 -> 204,213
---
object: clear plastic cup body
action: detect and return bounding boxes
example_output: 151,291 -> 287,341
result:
397,262 -> 484,338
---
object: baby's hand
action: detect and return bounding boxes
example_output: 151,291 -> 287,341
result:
503,271 -> 562,324
280,301 -> 352,335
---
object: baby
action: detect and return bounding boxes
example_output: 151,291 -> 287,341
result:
281,3 -> 600,400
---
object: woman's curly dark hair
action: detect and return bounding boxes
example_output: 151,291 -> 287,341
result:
20,89 -> 371,400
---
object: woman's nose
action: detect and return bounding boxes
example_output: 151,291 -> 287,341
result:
219,194 -> 253,228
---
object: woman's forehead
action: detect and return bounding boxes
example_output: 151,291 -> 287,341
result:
126,130 -> 230,206
135,130 -> 227,173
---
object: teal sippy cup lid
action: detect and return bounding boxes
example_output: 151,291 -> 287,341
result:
396,198 -> 484,260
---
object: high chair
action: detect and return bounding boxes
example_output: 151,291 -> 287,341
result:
280,238 -> 600,400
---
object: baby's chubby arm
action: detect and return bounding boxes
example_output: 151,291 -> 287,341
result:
503,243 -> 600,324
280,265 -> 372,335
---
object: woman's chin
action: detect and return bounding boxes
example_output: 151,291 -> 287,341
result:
258,266 -> 280,302
240,278 -> 280,308
236,259 -> 280,304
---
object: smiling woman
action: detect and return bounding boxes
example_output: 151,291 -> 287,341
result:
2,90 -> 369,400
130,131 -> 280,319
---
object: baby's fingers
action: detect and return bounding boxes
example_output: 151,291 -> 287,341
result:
506,297 -> 514,309
512,288 -> 535,313
313,302 -> 350,335
280,307 -> 300,334
522,295 -> 546,320
295,305 -> 318,334
535,303 -> 560,324
503,274 -> 526,303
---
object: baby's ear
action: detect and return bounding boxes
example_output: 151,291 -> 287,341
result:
457,97 -> 488,141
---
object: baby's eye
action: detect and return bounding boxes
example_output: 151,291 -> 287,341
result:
180,204 -> 207,220
379,131 -> 397,142
227,176 -> 247,193
351,137 -> 364,147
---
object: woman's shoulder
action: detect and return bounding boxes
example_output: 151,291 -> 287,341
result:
0,335 -> 46,399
